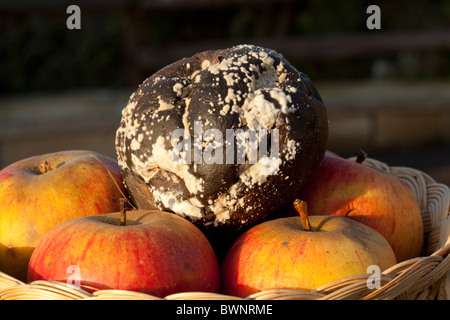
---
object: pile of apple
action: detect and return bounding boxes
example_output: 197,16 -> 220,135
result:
221,150 -> 423,297
0,148 -> 424,298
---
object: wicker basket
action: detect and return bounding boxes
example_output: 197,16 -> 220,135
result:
0,157 -> 449,300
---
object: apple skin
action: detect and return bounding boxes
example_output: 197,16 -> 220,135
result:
221,214 -> 397,298
27,210 -> 221,297
0,150 -> 128,282
295,152 -> 424,262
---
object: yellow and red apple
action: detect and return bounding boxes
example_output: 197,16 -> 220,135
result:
221,200 -> 397,297
0,150 -> 127,281
296,151 -> 424,262
27,209 -> 221,297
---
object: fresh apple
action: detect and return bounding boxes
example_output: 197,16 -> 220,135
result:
27,206 -> 221,297
221,200 -> 397,298
0,150 -> 127,282
296,151 -> 424,262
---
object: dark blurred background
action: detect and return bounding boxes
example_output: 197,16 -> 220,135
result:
0,0 -> 450,186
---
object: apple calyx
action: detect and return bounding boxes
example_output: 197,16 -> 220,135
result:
355,149 -> 368,164
39,161 -> 52,174
293,199 -> 312,231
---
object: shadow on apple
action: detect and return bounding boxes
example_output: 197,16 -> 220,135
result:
0,243 -> 34,282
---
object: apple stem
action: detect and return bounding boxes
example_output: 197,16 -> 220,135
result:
356,149 -> 368,164
120,198 -> 127,226
293,199 -> 311,231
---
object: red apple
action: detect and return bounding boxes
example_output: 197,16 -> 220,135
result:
296,151 -> 424,262
0,150 -> 127,281
27,208 -> 221,297
221,200 -> 397,298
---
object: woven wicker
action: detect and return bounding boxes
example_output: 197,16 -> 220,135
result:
0,157 -> 449,300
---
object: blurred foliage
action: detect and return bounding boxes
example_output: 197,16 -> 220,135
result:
0,0 -> 449,95
0,9 -> 126,94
